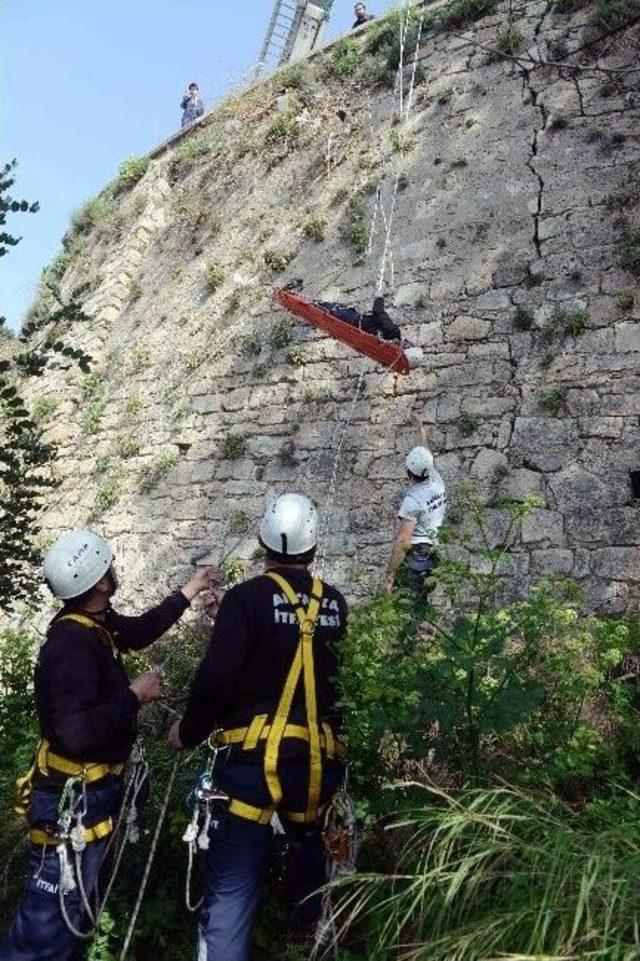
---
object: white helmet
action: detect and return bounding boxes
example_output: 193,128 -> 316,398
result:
406,446 -> 434,480
259,493 -> 318,556
43,529 -> 114,599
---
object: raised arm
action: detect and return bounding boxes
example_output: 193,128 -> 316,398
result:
412,411 -> 429,446
382,518 -> 416,594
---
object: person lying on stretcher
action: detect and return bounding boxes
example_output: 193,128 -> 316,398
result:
284,280 -> 425,365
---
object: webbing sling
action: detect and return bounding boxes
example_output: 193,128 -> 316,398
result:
57,612 -> 118,657
264,571 -> 323,822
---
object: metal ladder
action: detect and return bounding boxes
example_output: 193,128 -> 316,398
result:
256,0 -> 336,76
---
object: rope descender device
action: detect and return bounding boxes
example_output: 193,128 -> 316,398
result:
182,735 -> 230,911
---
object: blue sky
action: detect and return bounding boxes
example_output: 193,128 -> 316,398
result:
1,0 -> 391,331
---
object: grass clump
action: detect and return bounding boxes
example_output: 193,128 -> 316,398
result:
265,109 -> 299,145
95,482 -> 120,511
32,394 -> 57,424
219,433 -> 248,460
389,128 -> 417,154
125,393 -> 142,416
429,0 -> 497,31
550,113 -> 569,131
286,345 -> 308,366
269,319 -> 293,350
586,125 -> 606,143
119,436 -> 140,459
241,333 -> 263,357
71,195 -> 112,235
514,305 -> 534,330
129,278 -> 142,303
228,509 -> 249,535
302,217 -> 327,243
139,452 -> 178,493
112,155 -> 150,194
329,37 -> 363,77
492,23 -> 525,58
457,410 -> 479,436
340,197 -> 368,263
525,266 -> 545,288
263,248 -> 295,273
544,304 -> 589,339
619,227 -> 640,277
205,262 -> 225,291
537,386 -> 568,414
42,250 -> 71,286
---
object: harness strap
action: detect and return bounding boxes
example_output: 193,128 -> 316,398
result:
15,742 -> 124,818
228,798 -> 330,826
29,817 -> 114,847
56,613 -> 118,657
216,723 -> 346,758
264,571 -> 323,823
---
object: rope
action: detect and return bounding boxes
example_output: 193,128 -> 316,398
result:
316,0 -> 425,575
118,757 -> 179,961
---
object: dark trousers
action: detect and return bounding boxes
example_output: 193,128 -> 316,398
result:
0,838 -> 109,961
197,756 -> 344,961
400,547 -> 438,596
0,781 -> 123,961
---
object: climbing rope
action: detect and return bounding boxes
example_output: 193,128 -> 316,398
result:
316,0 -> 425,576
118,756 -> 180,961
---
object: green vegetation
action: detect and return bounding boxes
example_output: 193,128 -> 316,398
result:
263,248 -> 295,273
329,37 -> 363,77
118,436 -> 140,459
95,482 -> 120,511
265,109 -> 299,145
415,293 -> 430,308
492,22 -> 525,57
436,237 -> 447,251
550,113 -> 569,130
139,452 -> 178,493
31,394 -> 57,424
279,440 -> 297,468
302,217 -> 327,243
340,196 -> 368,263
41,249 -> 71,285
389,128 -> 417,153
525,266 -> 545,287
241,333 -> 263,357
618,289 -> 635,311
620,227 -> 640,277
428,0 -> 497,31
457,409 -> 479,435
219,432 -> 248,460
125,392 -> 142,416
587,125 -> 607,143
71,195 -> 112,234
514,304 -> 534,330
128,277 -> 142,303
568,265 -> 584,282
228,509 -> 249,535
205,261 -> 225,291
112,155 -> 150,194
544,303 -> 589,339
269,319 -> 293,350
450,157 -> 468,169
286,345 -> 308,366
538,385 -> 568,413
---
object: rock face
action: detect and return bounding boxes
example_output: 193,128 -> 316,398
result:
20,0 -> 640,615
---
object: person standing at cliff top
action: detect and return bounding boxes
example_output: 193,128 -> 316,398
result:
383,413 -> 447,596
352,2 -> 375,28
181,82 -> 204,128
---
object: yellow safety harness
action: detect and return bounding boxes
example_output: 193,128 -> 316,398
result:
215,571 -> 345,825
16,613 -> 124,844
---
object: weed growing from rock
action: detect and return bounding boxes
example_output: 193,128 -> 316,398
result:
302,218 -> 327,243
113,156 -> 150,194
269,320 -> 293,350
492,24 -> 526,59
340,197 -> 367,264
514,305 -> 534,330
228,510 -> 249,535
219,433 -> 248,460
119,436 -> 140,459
129,278 -> 142,303
205,262 -> 225,291
544,304 -> 589,340
263,249 -> 295,273
139,452 -> 178,493
95,482 -> 120,511
31,395 -> 57,424
265,109 -> 299,145
618,289 -> 635,311
537,386 -> 568,414
457,410 -> 479,436
329,37 -> 363,77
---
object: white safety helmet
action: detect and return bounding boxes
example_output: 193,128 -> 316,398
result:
259,493 -> 318,557
43,529 -> 114,600
406,445 -> 434,480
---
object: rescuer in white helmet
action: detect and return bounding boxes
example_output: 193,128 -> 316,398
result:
382,413 -> 447,596
168,493 -> 348,961
1,528 -> 217,961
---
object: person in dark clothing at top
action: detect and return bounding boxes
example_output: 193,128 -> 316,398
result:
317,294 -> 402,341
0,529 -> 216,961
352,2 -> 375,28
168,493 -> 348,961
181,81 -> 204,128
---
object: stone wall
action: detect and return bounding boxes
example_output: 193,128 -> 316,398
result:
20,0 -> 640,616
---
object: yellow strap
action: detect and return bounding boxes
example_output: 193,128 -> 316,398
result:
57,613 -> 118,657
264,572 -> 323,819
37,741 -> 124,783
216,724 -> 345,758
29,817 -> 114,847
243,714 -> 268,750
228,799 -> 274,825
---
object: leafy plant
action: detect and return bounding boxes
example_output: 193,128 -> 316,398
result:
286,345 -> 308,366
428,0 -> 497,31
112,155 -> 150,194
128,277 -> 142,303
329,37 -> 363,77
269,319 -> 293,350
205,261 -> 225,291
266,109 -> 299,145
618,289 -> 635,311
537,386 -> 568,414
219,432 -> 247,460
513,305 -> 534,330
263,248 -> 295,273
457,409 -> 478,435
302,217 -> 327,243
544,304 -> 589,339
389,128 -> 417,154
492,23 -> 525,58
340,197 -> 367,263
228,510 -> 249,535
31,394 -> 57,423
139,452 -> 178,493
95,482 -> 120,511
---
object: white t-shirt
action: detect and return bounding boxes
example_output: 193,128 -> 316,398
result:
398,471 -> 447,545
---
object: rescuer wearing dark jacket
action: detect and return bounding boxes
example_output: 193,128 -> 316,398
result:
168,494 -> 348,961
1,528 -> 215,961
